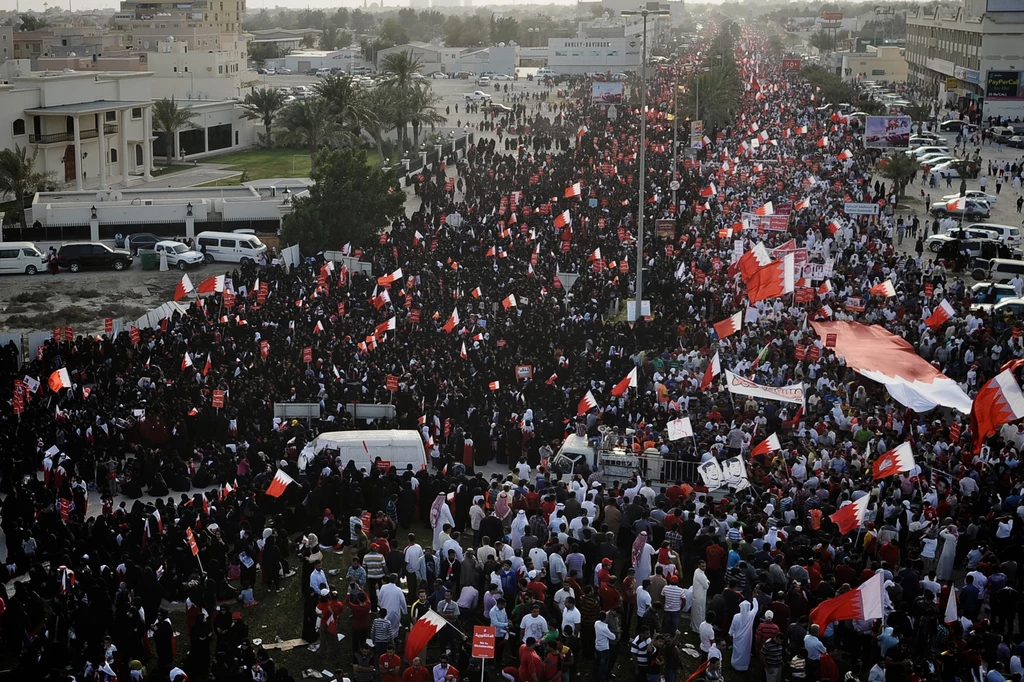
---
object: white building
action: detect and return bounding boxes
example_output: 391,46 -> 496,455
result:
547,37 -> 642,75
906,0 -> 1024,121
451,46 -> 518,77
146,36 -> 252,100
375,42 -> 466,73
265,48 -> 370,74
840,45 -> 909,82
0,62 -> 155,191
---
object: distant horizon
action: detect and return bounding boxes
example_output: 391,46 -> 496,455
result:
0,0 -> 942,15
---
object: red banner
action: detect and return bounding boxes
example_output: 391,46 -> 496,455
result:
471,626 -> 496,659
212,390 -> 225,408
302,347 -> 312,363
386,375 -> 399,392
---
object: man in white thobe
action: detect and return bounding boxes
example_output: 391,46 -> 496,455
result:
729,599 -> 760,671
430,492 -> 455,552
377,575 -> 408,633
691,561 -> 710,634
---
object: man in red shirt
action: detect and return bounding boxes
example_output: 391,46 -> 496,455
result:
401,657 -> 430,682
379,643 -> 402,682
599,575 -> 622,612
518,638 -> 544,682
526,571 -> 547,602
347,590 -> 372,653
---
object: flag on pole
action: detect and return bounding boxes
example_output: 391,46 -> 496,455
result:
810,571 -> 884,630
750,433 -> 782,458
182,353 -> 193,371
48,368 -> 71,392
578,390 -> 598,415
442,308 -> 459,334
713,311 -> 742,340
700,352 -> 721,391
564,182 -> 582,198
265,469 -> 295,498
970,369 -> 1024,453
404,610 -> 451,663
871,442 -> 916,479
868,280 -> 896,297
829,495 -> 870,535
197,274 -> 226,294
924,299 -> 956,328
174,274 -> 194,301
611,367 -> 637,397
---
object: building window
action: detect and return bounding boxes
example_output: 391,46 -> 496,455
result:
136,144 -> 144,167
132,107 -> 143,119
105,111 -> 117,122
13,119 -> 25,136
110,149 -> 118,163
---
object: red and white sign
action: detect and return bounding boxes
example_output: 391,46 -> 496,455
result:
386,375 -> 399,392
471,626 -> 496,659
302,347 -> 313,363
212,390 -> 225,409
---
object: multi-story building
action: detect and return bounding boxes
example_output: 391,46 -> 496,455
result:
0,62 -> 155,190
840,45 -> 909,82
547,37 -> 642,75
118,0 -> 244,35
906,0 -> 1024,121
0,26 -> 13,64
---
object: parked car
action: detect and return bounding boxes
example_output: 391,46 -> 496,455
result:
492,73 -> 513,81
465,90 -> 492,103
926,228 -> 1000,252
452,71 -> 474,79
57,242 -> 133,272
969,282 -> 1019,310
910,146 -> 950,159
942,190 -> 997,205
124,232 -> 160,254
1009,135 -> 1024,148
536,68 -> 556,77
276,67 -> 292,75
918,153 -> 956,166
929,198 -> 991,220
264,68 -> 276,76
196,231 -> 267,264
0,241 -> 46,275
476,76 -> 491,86
154,240 -> 204,270
428,71 -> 449,79
486,103 -> 513,113
931,160 -> 973,178
971,257 -> 1024,282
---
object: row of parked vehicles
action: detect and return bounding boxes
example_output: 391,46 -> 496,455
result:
0,231 -> 267,275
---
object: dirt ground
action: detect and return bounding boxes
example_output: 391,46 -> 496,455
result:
0,268 -> 187,335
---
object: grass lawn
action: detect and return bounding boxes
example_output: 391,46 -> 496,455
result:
204,147 -> 383,182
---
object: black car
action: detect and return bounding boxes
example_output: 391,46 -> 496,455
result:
57,243 -> 133,272
124,232 -> 160,254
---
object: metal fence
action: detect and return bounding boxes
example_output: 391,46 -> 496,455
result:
2,223 -> 91,243
597,449 -> 701,487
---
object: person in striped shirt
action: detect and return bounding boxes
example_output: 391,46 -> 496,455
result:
363,544 -> 387,608
371,608 -> 395,658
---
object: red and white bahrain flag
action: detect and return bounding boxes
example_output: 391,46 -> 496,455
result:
578,390 -> 598,415
946,197 -> 967,212
868,280 -> 896,297
810,570 -> 884,630
404,610 -> 450,663
174,274 -> 194,301
713,311 -> 742,340
750,433 -> 781,458
700,352 -> 721,391
564,182 -> 582,198
829,495 -> 870,535
48,367 -> 71,392
441,308 -> 459,334
737,243 -> 772,282
374,317 -> 397,336
265,469 -> 295,498
182,353 -> 193,371
746,253 -> 795,304
871,442 -> 916,479
970,369 -> 1024,453
377,268 -> 404,286
811,321 -> 973,414
924,299 -> 956,329
611,367 -> 637,397
197,274 -> 225,294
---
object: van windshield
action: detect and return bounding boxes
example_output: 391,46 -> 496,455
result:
244,238 -> 263,249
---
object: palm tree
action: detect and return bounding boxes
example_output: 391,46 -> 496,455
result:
380,50 -> 423,89
903,101 -> 932,135
683,66 -> 742,131
407,85 -> 447,149
876,152 -> 920,198
315,74 -> 377,136
239,88 -> 287,147
0,145 -> 53,228
358,87 -> 398,162
152,98 -> 200,168
276,97 -> 346,167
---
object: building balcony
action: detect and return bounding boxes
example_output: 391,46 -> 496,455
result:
30,124 -> 118,144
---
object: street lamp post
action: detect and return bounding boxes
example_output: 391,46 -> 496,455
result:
621,6 -> 670,316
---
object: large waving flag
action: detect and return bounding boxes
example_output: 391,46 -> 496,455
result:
578,391 -> 598,415
970,369 -> 1024,454
811,321 -> 972,414
924,299 -> 956,329
829,495 -> 870,535
871,442 -> 916,479
810,571 -> 884,630
611,367 -> 638,397
746,254 -> 795,304
713,311 -> 742,340
700,352 -> 721,391
404,610 -> 450,663
174,274 -> 194,301
737,243 -> 772,282
265,469 -> 295,498
197,274 -> 225,294
750,433 -> 781,458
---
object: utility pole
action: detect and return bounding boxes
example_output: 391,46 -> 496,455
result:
621,6 -> 669,316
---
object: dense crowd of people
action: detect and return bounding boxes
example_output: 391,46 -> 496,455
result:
5,19 -> 1024,682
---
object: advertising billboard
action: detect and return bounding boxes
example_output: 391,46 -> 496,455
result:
820,11 -> 844,20
591,82 -> 624,104
986,71 -> 1024,99
863,115 -> 911,149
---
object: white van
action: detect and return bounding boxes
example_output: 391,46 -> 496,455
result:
0,241 -> 47,275
307,430 -> 426,473
965,223 -> 1023,248
196,231 -> 267,264
973,257 -> 1024,283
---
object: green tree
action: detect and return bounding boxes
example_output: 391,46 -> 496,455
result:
18,13 -> 47,31
407,85 -> 447,148
320,27 -> 352,51
876,152 -> 920,198
380,18 -> 409,47
152,98 -> 200,167
249,42 -> 281,65
314,74 -> 376,136
683,65 -> 742,131
857,99 -> 887,115
240,88 -> 287,147
0,145 -> 54,228
276,98 -> 347,167
281,147 -> 404,252
490,16 -> 519,45
808,30 -> 836,53
380,51 -> 424,143
358,87 -> 398,161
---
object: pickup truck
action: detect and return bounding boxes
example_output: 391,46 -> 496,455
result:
465,90 -> 492,103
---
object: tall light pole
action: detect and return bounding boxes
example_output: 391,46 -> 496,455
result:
621,6 -> 669,316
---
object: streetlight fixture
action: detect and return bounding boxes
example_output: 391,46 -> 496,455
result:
621,6 -> 670,316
